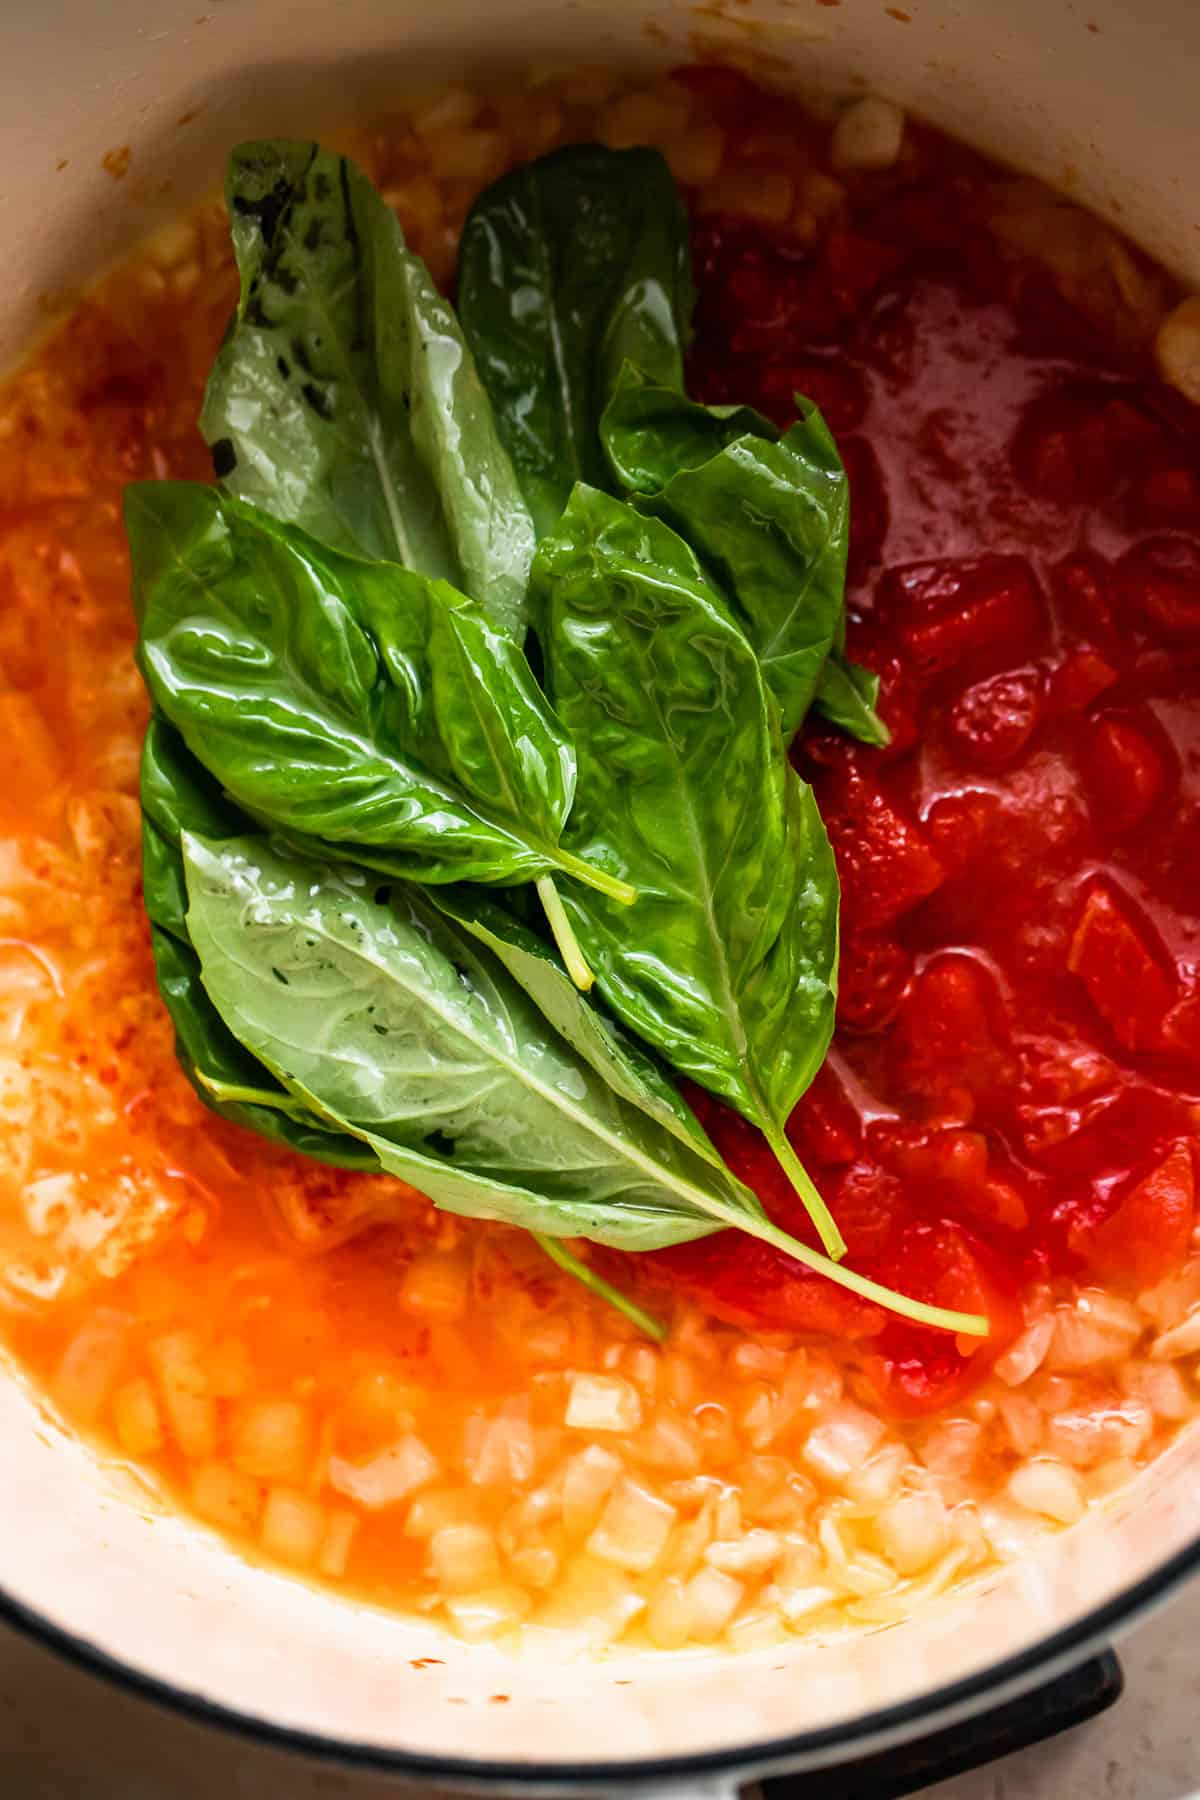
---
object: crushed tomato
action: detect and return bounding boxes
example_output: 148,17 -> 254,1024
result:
636,176 -> 1200,1412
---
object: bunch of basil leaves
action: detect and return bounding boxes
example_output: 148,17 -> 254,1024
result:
126,136 -> 984,1341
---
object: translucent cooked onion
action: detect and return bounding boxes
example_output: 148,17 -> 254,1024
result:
327,1435 -> 439,1510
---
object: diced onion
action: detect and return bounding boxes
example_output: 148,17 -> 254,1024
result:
831,97 -> 906,173
565,1373 -> 643,1433
443,1584 -> 533,1643
230,1399 -> 312,1484
1155,296 -> 1200,405
112,1377 -> 163,1456
1151,1306 -> 1200,1361
587,1478 -> 676,1572
328,1435 -> 438,1510
682,1565 -> 744,1642
429,1523 -> 502,1595
261,1487 -> 326,1565
318,1509 -> 359,1579
875,1491 -> 951,1575
802,1405 -> 888,1485
773,1582 -> 839,1626
399,1251 -> 470,1322
994,1315 -> 1055,1386
1008,1459 -> 1085,1524
148,1330 -> 217,1458
561,1444 -> 623,1538
704,1528 -> 783,1576
191,1462 -> 262,1533
404,1488 -> 480,1539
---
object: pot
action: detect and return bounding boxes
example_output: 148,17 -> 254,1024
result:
2,0 -> 1198,1791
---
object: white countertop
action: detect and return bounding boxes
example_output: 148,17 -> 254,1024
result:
2,1583 -> 1198,1799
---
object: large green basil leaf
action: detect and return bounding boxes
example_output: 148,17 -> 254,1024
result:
181,831 -> 770,1252
200,140 -> 533,638
601,368 -> 880,742
430,885 -> 724,1166
533,485 -> 845,1255
456,145 -> 694,537
141,713 -> 244,941
128,483 -> 624,896
150,924 -> 379,1169
140,717 -> 377,1166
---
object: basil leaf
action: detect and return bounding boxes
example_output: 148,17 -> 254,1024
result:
533,485 -> 845,1256
430,885 -> 725,1167
151,923 -> 378,1168
601,364 -> 775,494
141,713 -> 243,940
128,483 -> 630,900
181,830 -> 770,1253
200,139 -> 533,638
173,832 -> 986,1335
457,145 -> 694,537
602,367 -> 864,740
140,718 -> 378,1167
814,653 -> 889,748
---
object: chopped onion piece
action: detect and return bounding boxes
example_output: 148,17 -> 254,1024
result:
328,1435 -> 438,1510
1008,1459 -> 1085,1524
587,1478 -> 675,1572
261,1487 -> 326,1565
565,1373 -> 643,1432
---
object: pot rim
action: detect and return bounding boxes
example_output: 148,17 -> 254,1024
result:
1,1538 -> 1197,1787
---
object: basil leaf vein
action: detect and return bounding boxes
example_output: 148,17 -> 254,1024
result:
532,485 -> 846,1257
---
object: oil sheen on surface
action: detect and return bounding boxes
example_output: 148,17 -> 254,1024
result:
1,65 -> 1199,1652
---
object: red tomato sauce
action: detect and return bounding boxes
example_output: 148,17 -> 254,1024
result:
637,147 -> 1200,1413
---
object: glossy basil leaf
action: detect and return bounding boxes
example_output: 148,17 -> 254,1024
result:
814,652 -> 889,747
457,145 -> 694,536
200,139 -> 533,637
602,368 -> 855,739
150,923 -> 378,1168
128,482 -> 613,894
601,362 -> 774,494
430,885 -> 726,1166
181,831 -> 779,1253
140,715 -> 375,1166
533,486 -> 844,1253
141,714 -> 244,940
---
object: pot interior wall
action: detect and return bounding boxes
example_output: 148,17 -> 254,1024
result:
2,0 -> 1199,1774
5,0 -> 1199,375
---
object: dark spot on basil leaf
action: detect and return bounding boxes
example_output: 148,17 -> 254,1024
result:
302,382 -> 333,421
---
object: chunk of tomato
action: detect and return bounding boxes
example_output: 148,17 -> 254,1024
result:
1084,718 -> 1166,834
876,555 -> 1048,676
1075,1140 -> 1195,1289
644,1232 -> 885,1340
947,668 -> 1042,770
1047,647 -> 1119,715
864,1220 -> 1022,1416
1117,535 -> 1200,641
821,771 -> 945,931
1067,884 -> 1175,1052
1050,551 -> 1120,652
837,933 -> 913,1034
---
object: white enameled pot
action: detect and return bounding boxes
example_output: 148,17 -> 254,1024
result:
2,0 -> 1199,1790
